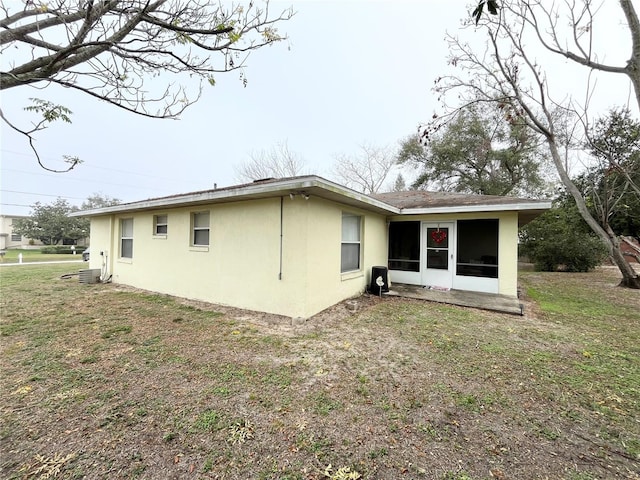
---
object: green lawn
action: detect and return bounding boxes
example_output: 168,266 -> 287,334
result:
0,264 -> 638,479
0,248 -> 83,263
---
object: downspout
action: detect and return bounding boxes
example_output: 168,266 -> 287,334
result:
106,214 -> 116,282
279,196 -> 283,280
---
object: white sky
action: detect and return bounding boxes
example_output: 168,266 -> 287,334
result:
0,0 -> 635,216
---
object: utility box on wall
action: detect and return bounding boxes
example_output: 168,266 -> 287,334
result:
79,269 -> 101,284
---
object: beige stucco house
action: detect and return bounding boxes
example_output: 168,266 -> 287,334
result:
74,176 -> 550,318
0,215 -> 44,250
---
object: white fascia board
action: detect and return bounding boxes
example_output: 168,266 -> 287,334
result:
401,201 -> 552,215
301,177 -> 400,214
71,176 -> 400,217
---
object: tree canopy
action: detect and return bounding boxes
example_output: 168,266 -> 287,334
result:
13,198 -> 88,245
400,104 -> 547,197
581,108 -> 640,242
1,0 -> 292,171
520,194 -> 608,272
81,193 -> 121,211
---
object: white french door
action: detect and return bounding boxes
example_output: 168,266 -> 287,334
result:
421,222 -> 454,289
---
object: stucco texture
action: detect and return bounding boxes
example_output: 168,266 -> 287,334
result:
88,196 -> 387,318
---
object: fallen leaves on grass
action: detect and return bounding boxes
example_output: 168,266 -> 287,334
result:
12,385 -> 32,395
227,419 -> 254,444
323,464 -> 361,480
19,452 -> 76,479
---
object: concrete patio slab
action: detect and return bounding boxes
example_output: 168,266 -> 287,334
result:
383,283 -> 524,316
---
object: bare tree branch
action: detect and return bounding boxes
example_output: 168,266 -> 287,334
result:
0,0 -> 293,171
331,144 -> 397,194
234,141 -> 308,182
0,106 -> 80,173
429,0 -> 640,288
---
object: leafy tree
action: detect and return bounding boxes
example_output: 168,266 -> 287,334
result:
82,193 -> 121,210
582,108 -> 640,242
0,1 -> 292,171
400,103 -> 546,196
520,195 -> 608,272
234,141 -> 307,182
429,0 -> 640,288
13,198 -> 89,245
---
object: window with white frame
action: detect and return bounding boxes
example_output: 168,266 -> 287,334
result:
341,213 -> 361,273
192,211 -> 210,246
10,221 -> 21,242
120,218 -> 134,258
154,214 -> 168,235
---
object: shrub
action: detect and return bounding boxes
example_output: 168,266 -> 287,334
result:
526,234 -> 607,272
40,246 -> 87,254
520,202 -> 608,272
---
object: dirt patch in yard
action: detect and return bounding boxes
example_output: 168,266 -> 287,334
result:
1,265 -> 639,479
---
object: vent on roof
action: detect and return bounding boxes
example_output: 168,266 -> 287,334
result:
79,269 -> 101,284
253,177 -> 276,183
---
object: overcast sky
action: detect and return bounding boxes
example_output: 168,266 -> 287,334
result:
0,0 -> 634,216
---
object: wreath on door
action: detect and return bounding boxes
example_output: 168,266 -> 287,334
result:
431,229 -> 447,244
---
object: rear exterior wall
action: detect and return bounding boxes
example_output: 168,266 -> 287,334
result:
88,196 -> 387,318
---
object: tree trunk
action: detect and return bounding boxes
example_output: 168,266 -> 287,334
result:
620,0 -> 640,109
607,228 -> 640,288
621,236 -> 640,263
547,136 -> 640,288
611,242 -> 640,288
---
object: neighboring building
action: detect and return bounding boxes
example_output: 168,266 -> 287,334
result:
0,214 -> 89,250
73,176 -> 551,318
0,215 -> 43,250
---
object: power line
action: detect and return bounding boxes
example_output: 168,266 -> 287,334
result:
1,167 -> 170,192
1,203 -> 32,208
1,148 -> 181,182
0,189 -> 86,200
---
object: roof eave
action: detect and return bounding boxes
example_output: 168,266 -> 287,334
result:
70,176 -> 400,217
399,201 -> 552,215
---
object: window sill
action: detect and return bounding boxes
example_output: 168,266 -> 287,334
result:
153,234 -> 167,240
341,270 -> 363,281
117,258 -> 133,264
190,245 -> 209,253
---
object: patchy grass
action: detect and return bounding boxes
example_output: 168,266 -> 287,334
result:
0,264 -> 638,479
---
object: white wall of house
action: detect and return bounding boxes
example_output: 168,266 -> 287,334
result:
88,196 -> 388,318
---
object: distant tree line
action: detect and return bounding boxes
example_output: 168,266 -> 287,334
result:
13,194 -> 120,246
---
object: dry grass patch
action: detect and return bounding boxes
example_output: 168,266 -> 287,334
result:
0,264 -> 638,479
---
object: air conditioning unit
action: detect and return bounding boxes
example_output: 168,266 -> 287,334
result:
78,269 -> 101,284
